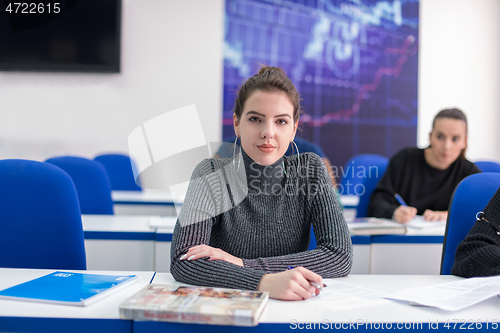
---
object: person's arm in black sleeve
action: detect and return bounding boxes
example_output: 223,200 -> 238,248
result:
367,154 -> 404,219
452,187 -> 500,277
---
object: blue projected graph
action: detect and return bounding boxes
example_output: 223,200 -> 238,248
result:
223,0 -> 419,170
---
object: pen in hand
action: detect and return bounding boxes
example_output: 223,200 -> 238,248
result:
287,266 -> 326,290
394,193 -> 408,206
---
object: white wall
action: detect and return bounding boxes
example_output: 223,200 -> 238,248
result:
0,0 -> 224,161
1,0 -> 499,163
418,0 -> 500,161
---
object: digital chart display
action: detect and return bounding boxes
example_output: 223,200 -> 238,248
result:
222,0 -> 419,171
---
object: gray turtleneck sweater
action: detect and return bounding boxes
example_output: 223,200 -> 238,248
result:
170,150 -> 352,291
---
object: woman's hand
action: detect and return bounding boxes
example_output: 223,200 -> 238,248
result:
393,206 -> 418,223
423,210 -> 448,222
179,244 -> 243,267
257,267 -> 323,301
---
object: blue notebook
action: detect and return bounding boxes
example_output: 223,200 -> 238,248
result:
0,271 -> 138,306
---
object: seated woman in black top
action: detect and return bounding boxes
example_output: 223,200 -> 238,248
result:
452,187 -> 500,277
368,108 -> 481,223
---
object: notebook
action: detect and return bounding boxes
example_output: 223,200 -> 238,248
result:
0,271 -> 138,306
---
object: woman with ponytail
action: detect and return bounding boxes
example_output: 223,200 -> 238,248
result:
170,67 -> 352,300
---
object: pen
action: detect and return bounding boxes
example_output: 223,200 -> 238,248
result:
394,193 -> 408,207
287,266 -> 326,290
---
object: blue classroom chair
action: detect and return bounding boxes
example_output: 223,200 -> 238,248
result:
475,161 -> 500,173
94,153 -> 142,191
45,156 -> 114,215
441,173 -> 500,275
340,154 -> 389,218
0,159 -> 86,269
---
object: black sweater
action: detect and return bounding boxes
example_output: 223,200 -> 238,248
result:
452,187 -> 500,277
368,147 -> 480,218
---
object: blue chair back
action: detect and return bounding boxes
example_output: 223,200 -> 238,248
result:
340,154 -> 389,218
475,161 -> 500,173
45,156 -> 114,215
94,153 -> 142,191
0,159 -> 86,269
441,173 -> 500,275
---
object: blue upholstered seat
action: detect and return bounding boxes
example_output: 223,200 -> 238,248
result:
94,153 -> 142,191
340,154 -> 389,218
475,161 -> 500,173
441,173 -> 500,275
0,159 -> 86,269
45,156 -> 114,215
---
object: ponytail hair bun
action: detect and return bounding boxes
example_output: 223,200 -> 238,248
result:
234,66 -> 301,124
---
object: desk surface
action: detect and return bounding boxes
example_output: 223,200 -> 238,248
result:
152,273 -> 500,324
112,190 -> 359,208
82,214 -> 444,238
2,269 -> 499,333
82,215 -> 177,234
80,215 -> 445,274
112,190 -> 180,205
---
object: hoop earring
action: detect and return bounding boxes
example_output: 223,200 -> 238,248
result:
232,136 -> 241,172
292,140 -> 301,176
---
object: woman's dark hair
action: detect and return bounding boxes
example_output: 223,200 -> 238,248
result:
432,108 -> 468,159
233,66 -> 301,123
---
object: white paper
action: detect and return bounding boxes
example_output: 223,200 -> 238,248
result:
307,281 -> 390,311
385,275 -> 500,311
404,216 -> 446,229
348,219 -> 403,229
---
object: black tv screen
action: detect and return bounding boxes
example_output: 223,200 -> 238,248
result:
0,0 -> 121,72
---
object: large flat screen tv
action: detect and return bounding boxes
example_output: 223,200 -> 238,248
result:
0,0 -> 121,72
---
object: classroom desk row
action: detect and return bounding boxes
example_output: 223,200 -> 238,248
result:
1,268 -> 499,333
112,191 -> 360,217
82,215 -> 445,275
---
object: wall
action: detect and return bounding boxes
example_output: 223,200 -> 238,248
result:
418,0 -> 500,161
1,0 -> 499,163
0,0 -> 224,161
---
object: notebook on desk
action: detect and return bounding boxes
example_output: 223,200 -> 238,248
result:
347,218 -> 407,235
0,271 -> 138,306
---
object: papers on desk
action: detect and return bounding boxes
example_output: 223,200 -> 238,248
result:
307,281 -> 390,311
385,275 -> 500,311
347,216 -> 446,235
404,215 -> 447,229
0,271 -> 138,306
347,218 -> 407,235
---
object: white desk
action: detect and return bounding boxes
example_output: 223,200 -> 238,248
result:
82,215 -> 445,275
340,195 -> 359,208
82,215 -> 177,272
151,218 -> 176,273
340,195 -> 359,220
370,225 -> 445,274
2,269 -> 499,332
112,191 -> 359,218
0,268 -> 154,333
139,273 -> 500,332
82,215 -> 158,271
112,190 -> 179,216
